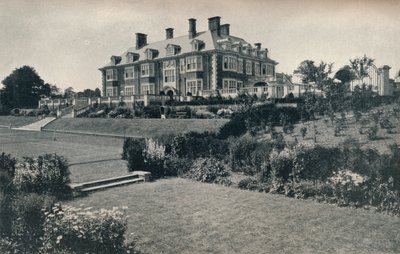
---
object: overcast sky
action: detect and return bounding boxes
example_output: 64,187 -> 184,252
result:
1,0 -> 399,91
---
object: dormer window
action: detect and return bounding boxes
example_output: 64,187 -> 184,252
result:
191,39 -> 204,52
126,52 -> 139,63
145,49 -> 158,60
110,56 -> 121,65
217,38 -> 232,51
166,44 -> 181,56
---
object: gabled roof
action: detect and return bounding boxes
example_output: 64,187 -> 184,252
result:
100,30 -> 277,68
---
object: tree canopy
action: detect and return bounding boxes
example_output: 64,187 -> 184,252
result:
1,66 -> 51,109
294,60 -> 333,91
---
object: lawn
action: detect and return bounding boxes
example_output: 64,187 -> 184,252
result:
0,115 -> 39,128
0,129 -> 126,183
66,178 -> 400,254
43,118 -> 229,137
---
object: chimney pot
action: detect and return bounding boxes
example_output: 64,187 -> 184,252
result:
166,28 -> 174,39
208,16 -> 221,36
220,24 -> 230,36
188,18 -> 197,39
135,33 -> 147,49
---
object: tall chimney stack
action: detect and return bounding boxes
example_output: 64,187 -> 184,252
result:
220,24 -> 230,36
188,18 -> 197,39
135,33 -> 147,49
166,28 -> 174,39
208,16 -> 221,36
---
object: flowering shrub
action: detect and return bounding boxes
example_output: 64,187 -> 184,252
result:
143,138 -> 166,179
185,157 -> 229,184
40,204 -> 128,254
10,193 -> 55,253
13,154 -> 71,199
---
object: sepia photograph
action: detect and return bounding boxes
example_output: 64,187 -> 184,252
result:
0,0 -> 399,253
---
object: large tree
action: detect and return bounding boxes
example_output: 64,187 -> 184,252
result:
1,66 -> 50,108
294,60 -> 333,91
349,55 -> 374,84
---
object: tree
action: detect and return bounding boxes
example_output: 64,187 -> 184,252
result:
294,60 -> 333,91
335,65 -> 354,84
1,66 -> 50,108
76,88 -> 102,98
63,87 -> 76,99
349,55 -> 374,84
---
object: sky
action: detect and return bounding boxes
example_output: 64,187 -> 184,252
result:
0,0 -> 399,92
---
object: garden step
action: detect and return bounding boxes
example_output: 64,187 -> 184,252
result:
70,171 -> 151,190
13,117 -> 57,131
80,177 -> 145,193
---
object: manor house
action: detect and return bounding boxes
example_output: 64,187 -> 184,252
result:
99,16 -> 291,100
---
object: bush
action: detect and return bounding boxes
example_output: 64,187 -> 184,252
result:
170,132 -> 229,160
365,125 -> 378,140
10,108 -> 20,116
228,136 -> 274,175
143,138 -> 166,179
290,180 -> 334,200
123,138 -> 146,172
10,193 -> 55,253
300,127 -> 307,139
163,157 -> 192,177
143,105 -> 161,118
41,204 -> 129,254
12,154 -> 71,199
238,178 -> 259,191
185,157 -> 229,183
218,104 -> 302,139
0,153 -> 16,193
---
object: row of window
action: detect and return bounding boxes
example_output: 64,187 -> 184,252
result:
106,56 -> 274,81
106,78 -> 252,97
223,56 -> 273,76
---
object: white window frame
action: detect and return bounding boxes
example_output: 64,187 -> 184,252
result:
186,56 -> 203,72
179,58 -> 186,73
246,61 -> 252,75
124,67 -> 135,80
223,79 -> 237,89
261,64 -> 267,76
141,63 -> 154,77
141,83 -> 155,95
124,85 -> 135,96
238,58 -> 244,73
223,55 -> 237,72
267,63 -> 274,76
255,62 -> 261,76
106,69 -> 117,81
186,79 -> 202,95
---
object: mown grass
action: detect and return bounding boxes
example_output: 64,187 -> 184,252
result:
43,118 -> 229,137
0,129 -> 126,183
0,115 -> 39,127
67,178 -> 400,254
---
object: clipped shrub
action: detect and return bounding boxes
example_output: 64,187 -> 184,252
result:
143,105 -> 161,118
185,157 -> 229,183
123,138 -> 146,172
40,204 -> 128,254
170,132 -> 229,160
13,154 -> 71,199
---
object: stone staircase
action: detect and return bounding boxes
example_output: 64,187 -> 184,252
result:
13,117 -> 57,131
70,171 -> 151,196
